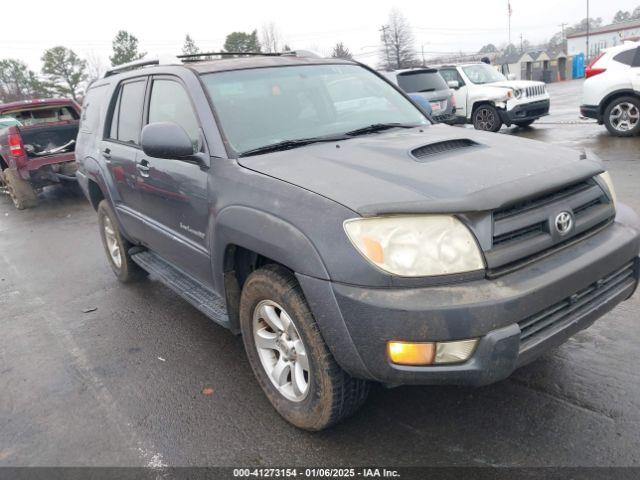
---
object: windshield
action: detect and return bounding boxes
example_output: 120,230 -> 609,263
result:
397,71 -> 448,93
461,64 -> 506,84
201,64 -> 428,154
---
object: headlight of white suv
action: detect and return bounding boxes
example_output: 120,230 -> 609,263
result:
344,215 -> 485,277
598,171 -> 617,206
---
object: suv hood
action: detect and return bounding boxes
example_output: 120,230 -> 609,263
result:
490,80 -> 546,89
238,125 -> 603,216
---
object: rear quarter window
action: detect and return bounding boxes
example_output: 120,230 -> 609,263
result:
613,47 -> 640,67
80,84 -> 109,134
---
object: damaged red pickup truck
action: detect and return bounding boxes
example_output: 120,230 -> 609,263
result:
0,98 -> 80,209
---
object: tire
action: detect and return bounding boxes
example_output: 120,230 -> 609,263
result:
239,264 -> 370,431
3,168 -> 38,210
514,119 -> 535,128
603,96 -> 640,137
97,200 -> 147,283
472,104 -> 503,132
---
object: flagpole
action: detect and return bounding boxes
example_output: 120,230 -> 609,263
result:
508,1 -> 512,45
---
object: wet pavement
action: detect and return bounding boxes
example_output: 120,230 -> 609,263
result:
1,79 -> 639,467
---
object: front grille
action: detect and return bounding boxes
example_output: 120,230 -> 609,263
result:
486,179 -> 615,274
411,139 -> 479,160
525,85 -> 546,97
518,261 -> 636,351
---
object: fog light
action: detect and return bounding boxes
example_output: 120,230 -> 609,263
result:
435,339 -> 478,364
387,341 -> 435,366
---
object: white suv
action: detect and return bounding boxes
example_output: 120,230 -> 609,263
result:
581,41 -> 640,137
438,63 -> 550,132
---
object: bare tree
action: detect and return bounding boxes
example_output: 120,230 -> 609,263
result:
379,8 -> 417,70
85,52 -> 106,84
260,22 -> 282,53
182,34 -> 200,55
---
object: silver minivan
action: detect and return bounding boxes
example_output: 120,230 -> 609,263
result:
382,68 -> 456,123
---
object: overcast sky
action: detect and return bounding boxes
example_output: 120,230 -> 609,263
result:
3,0 -> 639,71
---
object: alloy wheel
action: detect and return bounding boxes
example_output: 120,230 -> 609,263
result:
610,102 -> 640,132
252,299 -> 310,402
476,107 -> 496,131
103,216 -> 122,269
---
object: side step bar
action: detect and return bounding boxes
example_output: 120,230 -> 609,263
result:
131,250 -> 229,327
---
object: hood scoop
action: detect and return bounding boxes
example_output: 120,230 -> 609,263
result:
411,138 -> 480,161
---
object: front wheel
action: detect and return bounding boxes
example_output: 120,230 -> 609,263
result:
239,264 -> 370,430
603,96 -> 640,137
472,104 -> 503,132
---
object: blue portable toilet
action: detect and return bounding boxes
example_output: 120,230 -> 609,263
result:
572,53 -> 585,79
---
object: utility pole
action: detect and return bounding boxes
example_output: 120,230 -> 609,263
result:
421,45 -> 425,67
380,25 -> 390,69
520,33 -> 524,53
559,22 -> 568,41
586,0 -> 590,60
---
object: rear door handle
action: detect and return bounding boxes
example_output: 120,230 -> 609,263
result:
136,160 -> 150,177
102,148 -> 111,159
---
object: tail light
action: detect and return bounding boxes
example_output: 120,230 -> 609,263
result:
585,52 -> 606,78
7,132 -> 25,157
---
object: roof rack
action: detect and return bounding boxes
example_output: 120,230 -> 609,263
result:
104,58 -> 161,77
177,50 -> 321,63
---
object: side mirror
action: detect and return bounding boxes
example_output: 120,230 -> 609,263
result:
507,73 -> 517,81
447,80 -> 460,89
141,122 -> 196,160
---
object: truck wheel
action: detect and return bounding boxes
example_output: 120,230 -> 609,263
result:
239,264 -> 370,430
603,96 -> 640,137
473,105 -> 503,132
3,168 -> 38,210
97,200 -> 147,283
514,120 -> 535,128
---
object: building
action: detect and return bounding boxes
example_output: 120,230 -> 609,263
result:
496,49 -> 570,82
567,19 -> 640,59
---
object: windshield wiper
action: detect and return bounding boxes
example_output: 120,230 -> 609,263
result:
239,135 -> 348,157
344,123 -> 419,137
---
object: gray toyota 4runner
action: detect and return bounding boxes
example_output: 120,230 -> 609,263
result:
76,54 -> 640,431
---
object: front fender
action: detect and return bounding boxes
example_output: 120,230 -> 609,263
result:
213,205 -> 330,286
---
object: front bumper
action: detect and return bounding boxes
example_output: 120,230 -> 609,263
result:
500,99 -> 550,125
298,211 -> 639,387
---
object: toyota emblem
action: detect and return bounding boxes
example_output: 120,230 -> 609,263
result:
555,212 -> 573,236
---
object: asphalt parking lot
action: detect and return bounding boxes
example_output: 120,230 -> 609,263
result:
1,79 -> 640,468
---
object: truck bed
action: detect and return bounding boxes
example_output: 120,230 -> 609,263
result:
19,121 -> 79,158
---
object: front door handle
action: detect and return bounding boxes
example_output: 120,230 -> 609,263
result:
102,148 -> 111,159
136,160 -> 150,177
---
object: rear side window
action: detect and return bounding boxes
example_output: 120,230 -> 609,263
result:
613,47 -> 640,67
439,69 -> 464,86
147,79 -> 200,146
108,79 -> 146,145
80,85 -> 108,133
397,71 -> 448,93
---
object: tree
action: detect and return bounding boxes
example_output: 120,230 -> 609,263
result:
331,42 -> 353,60
182,34 -> 200,55
41,47 -> 87,101
634,6 -> 640,19
613,10 -> 631,23
110,30 -> 146,66
478,43 -> 498,54
379,8 -> 417,70
260,22 -> 282,53
85,52 -> 106,85
0,59 -> 50,102
564,17 -> 603,37
503,43 -> 519,58
223,30 -> 261,53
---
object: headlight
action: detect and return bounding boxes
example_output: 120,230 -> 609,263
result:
598,172 -> 617,206
343,215 -> 485,277
513,88 -> 523,99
